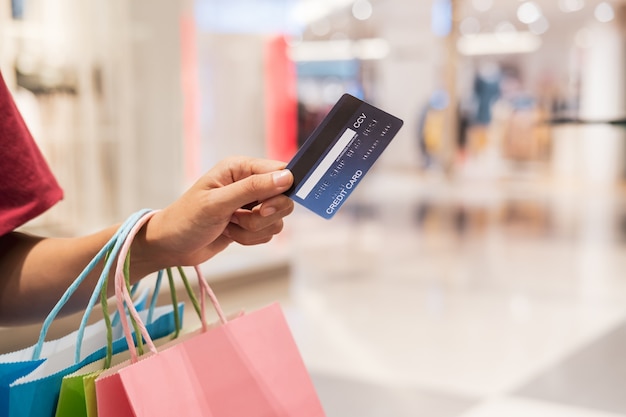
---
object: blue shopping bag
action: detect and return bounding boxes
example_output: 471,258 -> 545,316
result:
0,285 -> 151,397
0,210 -> 183,417
0,283 -> 150,393
5,304 -> 181,417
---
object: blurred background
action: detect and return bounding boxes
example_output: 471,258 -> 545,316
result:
3,0 -> 626,415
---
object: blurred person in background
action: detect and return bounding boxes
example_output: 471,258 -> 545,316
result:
0,71 -> 295,326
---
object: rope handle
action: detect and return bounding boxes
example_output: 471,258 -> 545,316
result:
113,210 -> 227,363
33,209 -> 153,361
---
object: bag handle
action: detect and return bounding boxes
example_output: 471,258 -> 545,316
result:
32,209 -> 153,361
146,270 -> 164,324
75,210 -> 170,363
100,266 -> 185,369
74,219 -> 167,363
111,281 -> 141,327
113,210 -> 227,363
74,271 -> 163,364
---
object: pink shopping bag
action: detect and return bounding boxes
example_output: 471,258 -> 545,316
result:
95,210 -> 326,417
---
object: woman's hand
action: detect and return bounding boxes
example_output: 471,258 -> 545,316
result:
133,156 -> 295,270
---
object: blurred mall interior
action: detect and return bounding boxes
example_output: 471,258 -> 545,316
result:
3,0 -> 626,415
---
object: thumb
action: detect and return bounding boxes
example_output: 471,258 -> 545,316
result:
213,169 -> 293,213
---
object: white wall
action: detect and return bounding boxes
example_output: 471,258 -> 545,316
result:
196,33 -> 268,170
0,0 -> 187,234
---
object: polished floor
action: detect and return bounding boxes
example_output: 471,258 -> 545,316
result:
215,168 -> 626,416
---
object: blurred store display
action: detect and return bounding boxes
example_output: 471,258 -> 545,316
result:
2,0 -> 626,235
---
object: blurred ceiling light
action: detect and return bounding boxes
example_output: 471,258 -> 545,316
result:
458,31 -> 542,55
495,21 -> 516,33
291,0 -> 355,26
460,17 -> 481,36
471,0 -> 493,12
352,0 -> 373,21
517,1 -> 543,24
289,38 -> 390,61
559,0 -> 585,13
529,16 -> 550,34
495,21 -> 517,42
594,2 -> 615,22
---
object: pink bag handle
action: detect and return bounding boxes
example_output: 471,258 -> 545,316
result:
114,210 -> 228,362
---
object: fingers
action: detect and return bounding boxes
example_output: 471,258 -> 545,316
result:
240,200 -> 293,229
223,218 -> 285,245
215,156 -> 287,181
139,157 -> 295,271
212,168 -> 294,214
236,194 -> 294,221
225,195 -> 293,245
234,157 -> 287,177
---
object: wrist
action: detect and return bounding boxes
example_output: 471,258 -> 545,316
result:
128,215 -> 174,282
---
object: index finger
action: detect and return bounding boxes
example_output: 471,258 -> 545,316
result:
218,157 -> 288,183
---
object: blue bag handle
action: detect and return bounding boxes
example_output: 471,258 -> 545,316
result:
75,216 -> 166,361
31,209 -> 153,361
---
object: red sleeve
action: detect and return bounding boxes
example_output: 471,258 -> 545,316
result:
0,72 -> 63,236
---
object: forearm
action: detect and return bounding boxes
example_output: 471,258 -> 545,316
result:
0,157 -> 295,326
0,226 -> 160,325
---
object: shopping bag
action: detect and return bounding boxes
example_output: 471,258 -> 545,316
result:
0,303 -> 179,417
0,210 -> 183,417
0,282 -> 150,383
55,332 -> 178,417
106,304 -> 326,417
95,210 -> 326,417
54,267 -> 185,417
0,210 -> 149,387
53,371 -> 98,417
5,304 -> 180,417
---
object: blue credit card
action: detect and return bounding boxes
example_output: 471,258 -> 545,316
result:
285,94 -> 403,219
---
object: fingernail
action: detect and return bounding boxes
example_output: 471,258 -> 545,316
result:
272,170 -> 292,187
261,206 -> 277,217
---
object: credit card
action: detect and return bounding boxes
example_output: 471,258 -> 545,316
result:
285,93 -> 403,219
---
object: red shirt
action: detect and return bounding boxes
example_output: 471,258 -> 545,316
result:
0,72 -> 63,235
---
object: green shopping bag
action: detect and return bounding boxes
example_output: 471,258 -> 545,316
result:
83,370 -> 100,417
54,372 -> 99,417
